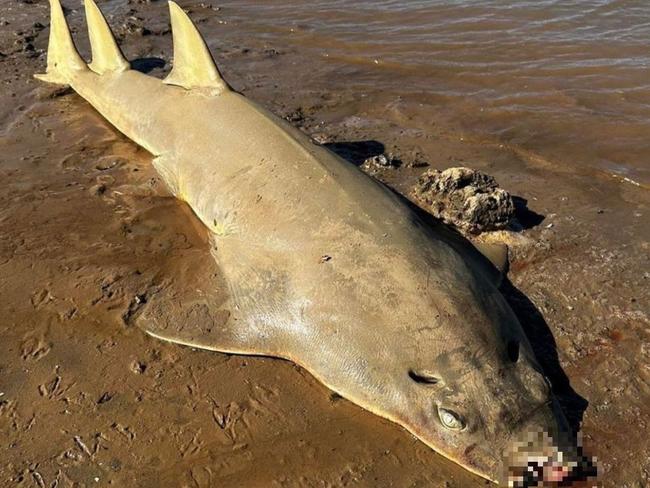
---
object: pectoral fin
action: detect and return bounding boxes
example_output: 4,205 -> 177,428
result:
472,241 -> 509,274
140,285 -> 234,352
472,240 -> 509,287
134,249 -> 246,354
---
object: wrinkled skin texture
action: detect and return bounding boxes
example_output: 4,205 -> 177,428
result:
36,0 -> 580,483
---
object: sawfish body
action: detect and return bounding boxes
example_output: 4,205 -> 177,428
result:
36,1 -> 592,484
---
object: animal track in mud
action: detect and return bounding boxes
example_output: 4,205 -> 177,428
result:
37,367 -> 75,401
112,422 -> 136,442
122,282 -> 162,326
210,401 -> 245,443
20,335 -> 51,361
30,288 -> 54,308
180,430 -> 204,458
91,274 -> 124,306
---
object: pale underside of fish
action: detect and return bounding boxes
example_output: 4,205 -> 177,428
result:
34,0 -> 592,485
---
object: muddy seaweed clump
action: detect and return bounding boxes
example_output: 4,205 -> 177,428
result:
413,167 -> 515,234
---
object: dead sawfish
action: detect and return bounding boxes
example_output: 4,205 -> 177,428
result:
36,1 -> 594,484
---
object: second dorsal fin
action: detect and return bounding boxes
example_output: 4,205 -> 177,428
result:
84,0 -> 129,74
164,1 -> 229,93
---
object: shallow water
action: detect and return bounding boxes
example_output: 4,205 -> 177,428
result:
208,0 -> 650,184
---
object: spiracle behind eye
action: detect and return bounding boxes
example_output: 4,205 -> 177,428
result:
408,369 -> 441,385
438,407 -> 465,431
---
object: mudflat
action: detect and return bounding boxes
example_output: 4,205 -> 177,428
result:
1,1 -> 648,486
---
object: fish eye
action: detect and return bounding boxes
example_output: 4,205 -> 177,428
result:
438,407 -> 465,431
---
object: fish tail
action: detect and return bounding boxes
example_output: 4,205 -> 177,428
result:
36,0 -> 228,93
34,0 -> 88,84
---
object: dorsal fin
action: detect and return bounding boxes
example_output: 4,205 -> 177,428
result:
164,1 -> 229,93
84,0 -> 129,74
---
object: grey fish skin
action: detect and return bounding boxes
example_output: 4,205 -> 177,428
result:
36,0 -> 585,484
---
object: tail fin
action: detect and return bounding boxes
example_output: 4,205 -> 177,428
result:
34,0 -> 87,84
84,0 -> 129,74
164,1 -> 229,93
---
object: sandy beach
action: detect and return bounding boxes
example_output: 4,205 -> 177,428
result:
1,1 -> 649,486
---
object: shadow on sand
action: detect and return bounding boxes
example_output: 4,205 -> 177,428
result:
131,57 -> 166,74
498,280 -> 588,430
513,196 -> 546,230
324,140 -> 385,166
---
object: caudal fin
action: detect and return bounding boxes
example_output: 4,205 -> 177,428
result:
84,0 -> 129,74
35,0 -> 88,84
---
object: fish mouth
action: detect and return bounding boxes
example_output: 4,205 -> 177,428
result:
504,403 -> 598,487
506,452 -> 597,487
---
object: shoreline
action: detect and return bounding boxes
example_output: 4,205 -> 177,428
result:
1,1 -> 649,486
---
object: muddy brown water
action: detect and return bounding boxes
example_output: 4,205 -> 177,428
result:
89,0 -> 650,189
210,0 -> 650,186
0,0 -> 649,487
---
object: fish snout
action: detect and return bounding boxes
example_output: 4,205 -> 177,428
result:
506,452 -> 597,487
505,407 -> 598,487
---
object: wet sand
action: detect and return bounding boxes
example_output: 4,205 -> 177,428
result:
1,1 -> 649,486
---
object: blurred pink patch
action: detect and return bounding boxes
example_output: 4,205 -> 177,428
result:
544,462 -> 570,483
